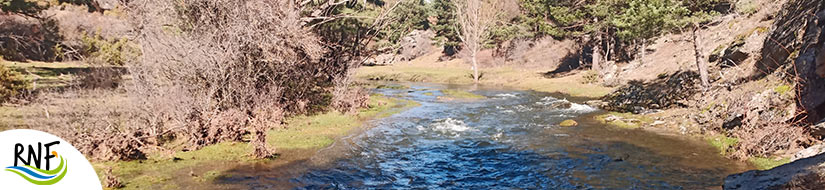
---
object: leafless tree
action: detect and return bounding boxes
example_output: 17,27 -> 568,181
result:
454,0 -> 495,83
692,24 -> 710,89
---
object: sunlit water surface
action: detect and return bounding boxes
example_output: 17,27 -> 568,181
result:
219,84 -> 750,189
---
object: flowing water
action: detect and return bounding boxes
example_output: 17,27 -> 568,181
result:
220,84 -> 751,189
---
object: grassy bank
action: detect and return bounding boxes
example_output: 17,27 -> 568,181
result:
355,53 -> 612,98
90,94 -> 419,189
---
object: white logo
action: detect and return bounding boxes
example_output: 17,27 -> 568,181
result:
0,129 -> 102,189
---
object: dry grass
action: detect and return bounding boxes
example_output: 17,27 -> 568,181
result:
356,51 -> 613,98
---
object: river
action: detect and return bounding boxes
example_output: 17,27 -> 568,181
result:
219,83 -> 751,189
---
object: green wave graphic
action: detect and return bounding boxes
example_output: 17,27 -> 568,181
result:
24,156 -> 64,175
4,156 -> 68,185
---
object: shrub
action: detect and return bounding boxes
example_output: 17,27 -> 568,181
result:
580,70 -> 599,84
33,89 -> 148,161
76,67 -> 126,89
80,32 -> 138,65
0,64 -> 31,103
126,0 -> 364,158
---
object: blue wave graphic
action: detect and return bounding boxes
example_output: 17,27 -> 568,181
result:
4,166 -> 58,180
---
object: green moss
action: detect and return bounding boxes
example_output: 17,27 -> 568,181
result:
734,26 -> 769,44
774,85 -> 792,95
423,92 -> 434,96
595,112 -> 653,129
440,89 -> 485,100
749,157 -> 791,170
559,119 -> 578,127
706,135 -> 739,155
711,45 -> 727,58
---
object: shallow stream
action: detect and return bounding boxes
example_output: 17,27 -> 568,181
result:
220,84 -> 751,189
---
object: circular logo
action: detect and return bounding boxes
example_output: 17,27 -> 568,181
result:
0,129 -> 102,189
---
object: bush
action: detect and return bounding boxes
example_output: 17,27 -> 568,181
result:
32,89 -> 148,161
580,70 -> 599,84
80,32 -> 138,65
126,0 -> 364,159
0,64 -> 31,103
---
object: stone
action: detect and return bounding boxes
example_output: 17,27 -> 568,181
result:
559,120 -> 578,127
723,113 -> 744,129
585,100 -> 607,109
604,115 -> 621,122
720,48 -> 750,68
813,119 -> 825,136
724,153 -> 825,189
399,30 -> 435,61
792,144 -> 825,161
541,101 -> 572,110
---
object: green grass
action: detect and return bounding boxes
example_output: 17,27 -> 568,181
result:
595,112 -> 654,129
94,142 -> 252,190
706,134 -> 739,155
94,94 -> 420,189
440,89 -> 485,100
356,64 -> 613,98
749,157 -> 791,170
1,60 -> 91,89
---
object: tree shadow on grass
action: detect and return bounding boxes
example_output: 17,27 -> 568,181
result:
542,51 -> 583,78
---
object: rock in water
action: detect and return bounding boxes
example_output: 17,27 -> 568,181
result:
724,153 -> 825,189
559,120 -> 578,127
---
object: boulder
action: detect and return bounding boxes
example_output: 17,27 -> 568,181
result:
793,144 -> 825,161
398,30 -> 435,61
720,47 -> 749,68
585,100 -> 607,109
724,153 -> 825,189
794,7 -> 825,128
601,71 -> 699,112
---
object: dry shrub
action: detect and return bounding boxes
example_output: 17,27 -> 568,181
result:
0,15 -> 62,61
730,89 -> 810,159
45,4 -> 132,62
332,85 -> 369,114
76,67 -> 125,89
125,0 -> 357,158
32,89 -> 148,161
732,123 -> 808,159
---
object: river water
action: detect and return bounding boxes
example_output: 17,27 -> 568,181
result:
220,84 -> 751,189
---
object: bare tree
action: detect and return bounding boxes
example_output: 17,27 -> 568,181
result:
454,0 -> 494,83
692,24 -> 710,89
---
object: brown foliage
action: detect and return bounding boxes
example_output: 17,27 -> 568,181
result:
120,0 -> 369,159
33,89 -> 148,161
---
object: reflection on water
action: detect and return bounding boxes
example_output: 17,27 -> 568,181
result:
219,83 -> 750,189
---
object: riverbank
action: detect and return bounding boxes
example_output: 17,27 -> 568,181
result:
85,93 -> 419,189
356,51 -> 613,99
355,52 -> 790,171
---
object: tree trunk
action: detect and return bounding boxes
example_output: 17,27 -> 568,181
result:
640,38 -> 646,65
593,34 -> 602,77
472,52 -> 479,83
693,25 -> 710,89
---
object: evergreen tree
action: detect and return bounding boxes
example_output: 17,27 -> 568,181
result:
431,0 -> 462,56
